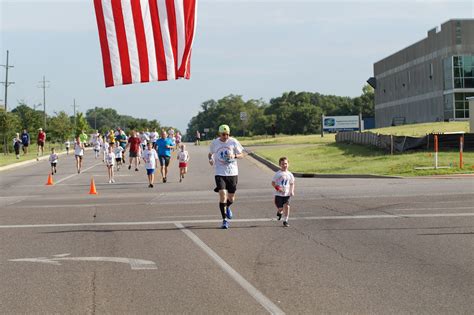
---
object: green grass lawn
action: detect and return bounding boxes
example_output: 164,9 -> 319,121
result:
369,121 -> 470,136
240,122 -> 473,176
0,142 -> 65,167
254,143 -> 474,176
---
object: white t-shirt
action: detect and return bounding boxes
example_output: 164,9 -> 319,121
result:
65,141 -> 70,148
103,142 -> 109,151
178,150 -> 189,162
49,153 -> 58,163
105,152 -> 115,166
272,170 -> 295,197
74,143 -> 84,156
143,148 -> 158,169
149,131 -> 158,142
114,146 -> 124,158
93,139 -> 101,151
209,137 -> 243,176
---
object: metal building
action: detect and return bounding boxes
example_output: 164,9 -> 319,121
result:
370,19 -> 474,128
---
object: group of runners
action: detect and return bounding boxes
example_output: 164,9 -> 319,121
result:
13,124 -> 295,229
11,128 -> 47,160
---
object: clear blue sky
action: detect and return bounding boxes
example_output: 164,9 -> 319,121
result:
1,0 -> 473,131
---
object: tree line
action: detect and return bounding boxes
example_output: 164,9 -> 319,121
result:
186,85 -> 374,139
0,104 -> 165,153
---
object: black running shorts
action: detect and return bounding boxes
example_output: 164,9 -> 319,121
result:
159,155 -> 170,167
215,175 -> 238,194
274,196 -> 290,209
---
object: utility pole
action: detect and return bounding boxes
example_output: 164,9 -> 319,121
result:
1,50 -> 15,155
71,99 -> 79,134
0,50 -> 15,111
38,76 -> 50,130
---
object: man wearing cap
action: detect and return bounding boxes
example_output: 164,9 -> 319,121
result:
37,128 -> 46,160
208,124 -> 244,229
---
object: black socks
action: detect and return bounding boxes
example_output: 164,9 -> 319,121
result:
219,203 -> 227,220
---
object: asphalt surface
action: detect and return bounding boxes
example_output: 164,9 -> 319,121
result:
0,144 -> 473,314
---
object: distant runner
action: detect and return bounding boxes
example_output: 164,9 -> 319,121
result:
142,142 -> 159,188
13,133 -> 21,159
74,136 -> 84,174
177,144 -> 189,182
105,144 -> 116,183
208,124 -> 244,229
37,128 -> 46,160
156,130 -> 174,183
126,130 -> 141,171
21,129 -> 30,155
49,148 -> 59,175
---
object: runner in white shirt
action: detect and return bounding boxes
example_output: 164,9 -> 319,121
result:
49,148 -> 59,175
93,136 -> 102,159
114,145 -> 124,171
208,124 -> 244,229
177,144 -> 190,182
102,138 -> 109,162
271,157 -> 295,227
142,142 -> 159,188
149,128 -> 158,149
105,145 -> 116,183
73,137 -> 85,174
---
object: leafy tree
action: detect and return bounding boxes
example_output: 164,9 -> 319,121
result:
11,102 -> 44,132
74,112 -> 91,137
48,111 -> 74,143
0,109 -> 21,154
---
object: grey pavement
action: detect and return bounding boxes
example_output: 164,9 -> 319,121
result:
0,143 -> 473,314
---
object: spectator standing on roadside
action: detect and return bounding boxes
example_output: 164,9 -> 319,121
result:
21,129 -> 30,155
37,128 -> 46,161
126,130 -> 141,171
208,124 -> 244,229
156,130 -> 174,183
13,133 -> 21,159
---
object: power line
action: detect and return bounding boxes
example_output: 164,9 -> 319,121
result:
0,50 -> 15,111
37,76 -> 50,129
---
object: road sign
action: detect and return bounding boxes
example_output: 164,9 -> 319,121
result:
323,115 -> 359,132
240,112 -> 248,121
9,253 -> 157,270
203,128 -> 210,132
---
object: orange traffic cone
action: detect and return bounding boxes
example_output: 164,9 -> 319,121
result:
89,177 -> 98,195
46,174 -> 54,186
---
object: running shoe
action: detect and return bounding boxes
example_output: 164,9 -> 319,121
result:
221,220 -> 229,229
128,165 -> 131,170
108,180 -> 112,184
135,168 -> 139,171
163,177 -> 167,183
276,211 -> 282,220
111,179 -> 115,183
54,169 -> 57,174
226,207 -> 233,220
148,184 -> 152,188
283,221 -> 289,227
213,187 -> 219,193
179,178 -> 182,183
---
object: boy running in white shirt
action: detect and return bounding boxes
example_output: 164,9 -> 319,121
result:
105,145 -> 116,183
142,142 -> 159,188
114,145 -> 124,171
271,157 -> 295,227
49,148 -> 59,175
102,138 -> 109,162
65,140 -> 70,155
177,144 -> 189,182
93,136 -> 101,159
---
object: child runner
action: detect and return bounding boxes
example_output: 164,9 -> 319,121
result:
271,157 -> 295,227
114,144 -> 124,171
65,140 -> 70,155
49,148 -> 59,175
142,142 -> 159,188
102,137 -> 109,162
105,144 -> 116,183
74,137 -> 85,174
177,144 -> 189,182
93,136 -> 101,159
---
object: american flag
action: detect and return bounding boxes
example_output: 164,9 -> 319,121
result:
94,0 -> 197,87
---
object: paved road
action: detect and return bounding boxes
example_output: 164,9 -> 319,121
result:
1,144 -> 473,314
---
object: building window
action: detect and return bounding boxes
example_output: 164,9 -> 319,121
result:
443,57 -> 453,90
444,94 -> 454,120
455,21 -> 462,45
453,55 -> 474,89
453,92 -> 474,119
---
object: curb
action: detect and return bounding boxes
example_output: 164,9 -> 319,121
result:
0,149 -> 70,173
246,151 -> 401,179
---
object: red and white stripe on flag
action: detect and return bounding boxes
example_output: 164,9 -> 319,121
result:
94,0 -> 197,87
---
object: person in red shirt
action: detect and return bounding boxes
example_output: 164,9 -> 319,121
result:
126,130 -> 142,171
37,128 -> 46,161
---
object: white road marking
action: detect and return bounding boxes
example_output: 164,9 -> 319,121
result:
1,212 -> 474,230
55,162 -> 104,185
175,223 -> 285,315
9,253 -> 157,270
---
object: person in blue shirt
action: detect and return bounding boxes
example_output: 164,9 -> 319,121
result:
20,129 -> 30,155
156,130 -> 175,183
